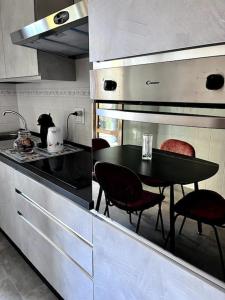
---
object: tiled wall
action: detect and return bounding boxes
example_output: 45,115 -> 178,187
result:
16,58 -> 92,146
0,84 -> 19,132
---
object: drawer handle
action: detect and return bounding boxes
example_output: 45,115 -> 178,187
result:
15,188 -> 92,247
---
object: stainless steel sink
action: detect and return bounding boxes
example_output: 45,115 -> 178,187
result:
0,132 -> 17,150
0,132 -> 18,141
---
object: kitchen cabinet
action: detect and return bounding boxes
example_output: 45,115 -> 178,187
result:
14,171 -> 93,243
0,161 -> 93,299
0,4 -> 5,78
92,212 -> 225,300
16,210 -> 93,300
89,0 -> 225,62
0,0 -> 76,81
14,170 -> 93,299
0,162 -> 20,245
16,191 -> 93,275
0,0 -> 38,79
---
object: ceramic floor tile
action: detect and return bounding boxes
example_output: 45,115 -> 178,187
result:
0,244 -> 25,273
5,259 -> 44,297
22,284 -> 58,300
0,234 -> 59,299
0,264 -> 8,281
0,279 -> 22,300
0,232 -> 11,252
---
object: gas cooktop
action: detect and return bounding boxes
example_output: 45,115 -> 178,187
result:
1,144 -> 83,163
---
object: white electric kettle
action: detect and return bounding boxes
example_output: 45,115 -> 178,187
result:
47,127 -> 64,153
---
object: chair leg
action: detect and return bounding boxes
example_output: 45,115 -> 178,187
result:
212,226 -> 225,279
181,184 -> 185,197
159,186 -> 166,195
129,212 -> 133,224
95,186 -> 103,211
136,210 -> 144,234
179,217 -> 186,235
103,206 -> 107,216
103,206 -> 110,217
197,221 -> 203,235
158,204 -> 165,240
162,186 -> 167,195
155,210 -> 160,231
155,204 -> 165,239
103,198 -> 110,218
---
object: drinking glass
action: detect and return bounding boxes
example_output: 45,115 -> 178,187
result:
142,134 -> 153,160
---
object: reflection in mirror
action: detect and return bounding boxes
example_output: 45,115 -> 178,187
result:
92,105 -> 225,281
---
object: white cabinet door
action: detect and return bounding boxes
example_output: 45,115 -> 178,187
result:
16,191 -> 93,276
0,0 -> 38,78
89,0 -> 225,62
93,213 -> 225,300
14,171 -> 93,243
0,162 -> 19,245
17,210 -> 93,300
0,2 -> 6,78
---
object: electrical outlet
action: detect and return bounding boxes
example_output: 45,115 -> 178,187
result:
73,108 -> 85,124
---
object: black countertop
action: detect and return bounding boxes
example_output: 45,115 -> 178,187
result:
0,146 -> 93,210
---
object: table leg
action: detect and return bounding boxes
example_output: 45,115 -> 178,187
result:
170,184 -> 175,253
194,182 -> 199,191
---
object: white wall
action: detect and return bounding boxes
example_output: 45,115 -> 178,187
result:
16,58 -> 92,146
123,105 -> 159,147
0,84 -> 19,132
123,106 -> 225,197
156,107 -> 225,197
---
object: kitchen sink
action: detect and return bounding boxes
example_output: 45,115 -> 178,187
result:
0,132 -> 18,141
0,132 -> 17,150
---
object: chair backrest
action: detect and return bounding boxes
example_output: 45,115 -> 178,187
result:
95,162 -> 143,208
92,138 -> 110,152
160,139 -> 195,157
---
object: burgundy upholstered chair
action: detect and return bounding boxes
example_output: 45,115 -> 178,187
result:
174,189 -> 225,278
92,138 -> 110,211
141,139 -> 196,233
92,138 -> 110,152
95,162 -> 165,235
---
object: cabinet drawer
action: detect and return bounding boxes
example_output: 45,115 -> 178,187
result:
17,210 -> 93,300
16,192 -> 93,276
14,171 -> 92,243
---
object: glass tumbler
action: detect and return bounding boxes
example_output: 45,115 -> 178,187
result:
142,134 -> 153,160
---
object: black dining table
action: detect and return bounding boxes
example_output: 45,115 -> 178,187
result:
93,144 -> 219,252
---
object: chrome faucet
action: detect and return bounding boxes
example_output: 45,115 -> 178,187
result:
2,110 -> 28,131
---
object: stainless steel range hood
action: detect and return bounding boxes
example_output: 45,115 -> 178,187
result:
11,0 -> 88,58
